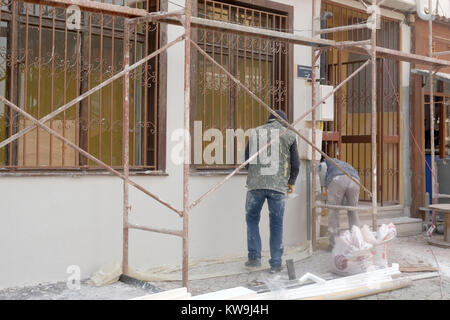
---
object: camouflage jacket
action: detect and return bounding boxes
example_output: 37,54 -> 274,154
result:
245,119 -> 299,194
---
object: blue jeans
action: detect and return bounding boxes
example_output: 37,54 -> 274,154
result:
245,189 -> 286,268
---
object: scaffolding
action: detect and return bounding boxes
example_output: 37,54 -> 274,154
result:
0,0 -> 449,291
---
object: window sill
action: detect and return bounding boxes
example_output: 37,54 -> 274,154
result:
0,169 -> 169,177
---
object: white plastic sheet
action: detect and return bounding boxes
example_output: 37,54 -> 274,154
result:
331,223 -> 397,276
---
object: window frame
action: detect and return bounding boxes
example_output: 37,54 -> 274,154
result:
190,0 -> 294,173
0,0 -> 168,175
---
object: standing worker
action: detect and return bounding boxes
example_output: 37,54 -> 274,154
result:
318,156 -> 361,250
243,110 -> 300,273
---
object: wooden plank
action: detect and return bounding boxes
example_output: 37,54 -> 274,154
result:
399,266 -> 438,273
428,204 -> 450,212
302,278 -> 412,300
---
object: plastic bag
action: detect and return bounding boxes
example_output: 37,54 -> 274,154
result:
331,226 -> 375,276
372,223 -> 396,268
89,262 -> 122,286
361,225 -> 377,244
331,224 -> 397,276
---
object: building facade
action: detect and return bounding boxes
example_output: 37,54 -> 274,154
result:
0,0 -> 417,289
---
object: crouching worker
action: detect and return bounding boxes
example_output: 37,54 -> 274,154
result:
319,156 -> 361,250
243,110 -> 300,273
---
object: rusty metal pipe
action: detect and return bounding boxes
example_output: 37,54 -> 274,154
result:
370,0 -> 378,231
429,0 -> 438,225
18,0 -> 148,18
432,50 -> 450,57
316,203 -> 402,212
182,0 -> 192,292
128,10 -> 185,26
122,19 -> 131,276
315,23 -> 369,35
128,223 -> 183,237
311,0 -> 319,249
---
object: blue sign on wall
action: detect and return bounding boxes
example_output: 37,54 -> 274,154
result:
297,65 -> 312,79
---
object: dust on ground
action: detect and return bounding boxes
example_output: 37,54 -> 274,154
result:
0,235 -> 449,300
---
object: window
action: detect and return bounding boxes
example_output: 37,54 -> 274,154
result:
0,0 -> 162,170
195,0 -> 291,168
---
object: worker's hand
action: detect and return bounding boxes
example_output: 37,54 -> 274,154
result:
287,184 -> 294,194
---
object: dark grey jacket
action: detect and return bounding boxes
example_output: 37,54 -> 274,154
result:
324,158 -> 360,187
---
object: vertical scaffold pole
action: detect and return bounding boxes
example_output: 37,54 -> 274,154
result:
370,1 -> 378,231
428,0 -> 437,221
183,0 -> 192,291
311,0 -> 320,249
122,19 -> 131,275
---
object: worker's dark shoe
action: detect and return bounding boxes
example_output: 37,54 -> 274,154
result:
269,265 -> 282,274
244,259 -> 261,268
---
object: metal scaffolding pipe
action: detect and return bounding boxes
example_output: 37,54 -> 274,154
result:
429,0 -> 438,226
182,0 -> 192,291
315,23 -> 369,35
122,19 -> 131,276
19,0 -> 148,18
128,223 -> 183,237
315,204 -> 403,212
128,9 -> 185,26
432,50 -> 450,57
311,0 -> 321,249
370,0 -> 378,231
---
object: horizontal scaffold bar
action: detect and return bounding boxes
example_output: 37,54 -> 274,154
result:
128,223 -> 183,237
20,0 -> 149,18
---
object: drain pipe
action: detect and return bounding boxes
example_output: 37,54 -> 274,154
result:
320,11 -> 333,84
416,0 -> 435,21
